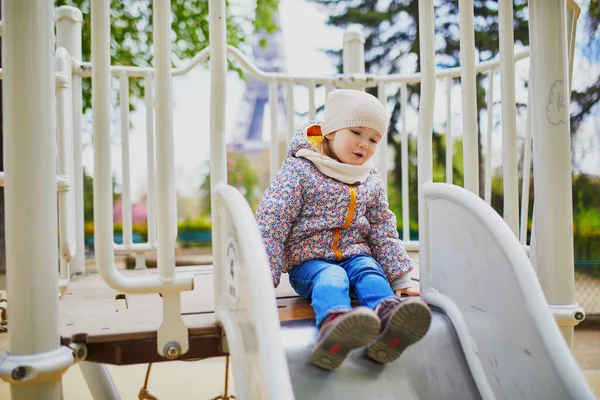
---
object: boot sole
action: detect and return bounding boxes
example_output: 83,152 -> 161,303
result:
367,298 -> 432,364
311,308 -> 380,371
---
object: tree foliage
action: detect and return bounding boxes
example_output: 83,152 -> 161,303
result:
312,0 -> 529,201
83,168 -> 118,223
571,1 -> 600,134
54,0 -> 280,111
199,153 -> 259,215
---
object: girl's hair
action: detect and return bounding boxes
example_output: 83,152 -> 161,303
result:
312,134 -> 339,161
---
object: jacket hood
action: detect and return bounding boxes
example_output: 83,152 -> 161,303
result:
286,121 -> 323,158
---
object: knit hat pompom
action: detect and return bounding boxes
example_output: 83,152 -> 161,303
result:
320,89 -> 388,138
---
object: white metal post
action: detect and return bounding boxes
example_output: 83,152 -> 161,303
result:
285,79 -> 296,139
56,48 -> 76,290
417,0 -> 436,291
56,6 -> 85,275
90,0 -> 191,293
342,26 -> 365,90
529,0 -> 580,345
78,363 -> 121,400
4,1 -> 63,398
458,0 -> 480,195
308,80 -> 316,120
484,70 -> 494,204
153,0 -> 189,358
209,0 -> 228,310
91,0 -> 118,287
144,74 -> 157,247
400,82 -> 410,242
566,1 -> 581,92
119,73 -> 133,248
285,80 -> 295,139
377,81 -> 388,190
498,0 -> 519,236
153,0 -> 176,282
268,80 -> 279,181
520,86 -> 533,245
445,77 -> 453,185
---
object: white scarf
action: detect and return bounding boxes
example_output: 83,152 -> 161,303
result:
295,148 -> 374,184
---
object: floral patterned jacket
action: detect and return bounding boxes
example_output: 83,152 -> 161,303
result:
255,122 -> 413,291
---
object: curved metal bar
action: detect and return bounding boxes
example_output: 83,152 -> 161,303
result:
214,183 -> 294,400
422,291 -> 496,400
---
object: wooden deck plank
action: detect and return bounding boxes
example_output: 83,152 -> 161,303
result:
58,261 -> 419,365
59,265 -> 312,347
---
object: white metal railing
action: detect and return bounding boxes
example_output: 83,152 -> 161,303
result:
0,0 -> 584,397
0,0 -> 537,286
417,0 -> 436,291
72,45 -> 532,258
56,47 -> 78,290
213,183 -> 294,399
0,46 -> 79,292
89,0 -> 193,360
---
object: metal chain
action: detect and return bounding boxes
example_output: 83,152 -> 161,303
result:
138,363 -> 158,400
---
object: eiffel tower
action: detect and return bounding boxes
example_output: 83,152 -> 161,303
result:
227,12 -> 288,201
229,13 -> 287,150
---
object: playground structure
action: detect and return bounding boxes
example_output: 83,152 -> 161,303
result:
0,0 -> 596,399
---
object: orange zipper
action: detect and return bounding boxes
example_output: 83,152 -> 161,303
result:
332,185 -> 357,261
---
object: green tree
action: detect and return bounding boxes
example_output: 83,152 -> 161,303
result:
83,168 -> 118,223
199,153 -> 259,215
54,0 -> 280,111
312,0 -> 529,205
571,0 -> 600,134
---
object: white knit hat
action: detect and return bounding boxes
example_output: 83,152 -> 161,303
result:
320,89 -> 388,138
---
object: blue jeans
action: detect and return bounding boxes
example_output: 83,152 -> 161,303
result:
288,254 -> 396,327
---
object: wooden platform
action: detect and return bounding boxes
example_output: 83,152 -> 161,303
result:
59,266 -> 314,365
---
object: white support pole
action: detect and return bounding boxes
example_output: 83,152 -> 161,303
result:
417,0 -> 436,291
458,0 -> 480,195
79,363 -> 121,400
56,6 -> 85,275
119,73 -> 133,248
268,80 -> 279,181
153,0 -> 176,282
285,80 -> 295,139
91,0 -> 191,294
144,74 -> 157,246
153,0 -> 189,358
91,0 -> 118,288
445,77 -> 453,184
519,86 -> 532,245
56,49 -> 76,289
400,82 -> 410,242
566,0 -> 581,92
308,80 -> 316,121
4,1 -> 62,398
498,0 -> 519,236
342,26 -> 365,90
484,70 -> 494,204
209,0 -> 228,310
377,81 -> 388,191
529,0 -> 578,346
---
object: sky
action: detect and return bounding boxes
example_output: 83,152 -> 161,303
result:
80,0 -> 600,202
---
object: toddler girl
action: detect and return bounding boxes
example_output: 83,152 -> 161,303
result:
256,89 -> 431,371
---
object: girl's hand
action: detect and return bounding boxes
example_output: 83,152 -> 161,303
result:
395,287 -> 420,297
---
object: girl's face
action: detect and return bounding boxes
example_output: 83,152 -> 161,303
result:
326,127 -> 381,166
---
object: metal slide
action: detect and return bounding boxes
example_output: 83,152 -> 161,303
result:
279,183 -> 596,400
216,182 -> 595,400
281,311 -> 480,400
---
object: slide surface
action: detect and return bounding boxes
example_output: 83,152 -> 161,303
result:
281,311 -> 481,400
218,182 -> 595,399
277,183 -> 595,400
